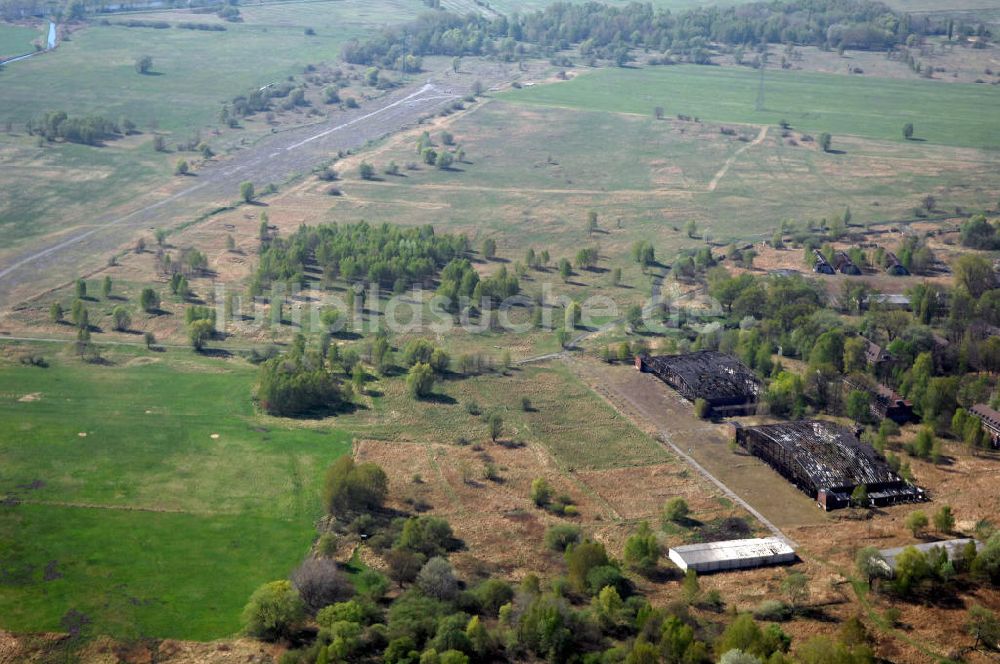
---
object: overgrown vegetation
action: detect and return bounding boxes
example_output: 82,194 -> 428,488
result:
342,0 -> 967,70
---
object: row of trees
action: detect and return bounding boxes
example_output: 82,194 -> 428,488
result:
340,0 -> 948,70
27,110 -> 131,146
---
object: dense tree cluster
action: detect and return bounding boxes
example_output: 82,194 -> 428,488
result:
324,456 -> 388,516
242,491 -> 891,664
256,356 -> 347,417
701,256 -> 1000,447
960,214 -> 1000,250
253,221 -> 468,293
340,0 -> 953,70
27,110 -> 126,146
435,258 -> 520,310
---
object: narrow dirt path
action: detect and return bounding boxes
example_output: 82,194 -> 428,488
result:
706,125 -> 768,192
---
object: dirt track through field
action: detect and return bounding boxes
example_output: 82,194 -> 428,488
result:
707,125 -> 768,192
0,69 -> 504,313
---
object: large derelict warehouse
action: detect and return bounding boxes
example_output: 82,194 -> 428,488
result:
735,421 -> 926,510
636,350 -> 761,416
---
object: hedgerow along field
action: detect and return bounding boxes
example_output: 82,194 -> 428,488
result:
501,64 -> 1000,149
0,347 -> 352,640
0,22 -> 39,57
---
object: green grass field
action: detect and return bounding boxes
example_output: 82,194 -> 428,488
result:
0,22 -> 39,57
501,65 -> 1000,149
313,97 -> 1000,271
0,2 -> 392,132
0,0 -> 417,254
0,138 -> 174,248
0,347 -> 351,639
343,361 -> 671,470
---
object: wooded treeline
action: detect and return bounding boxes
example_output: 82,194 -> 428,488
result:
340,0 -> 977,70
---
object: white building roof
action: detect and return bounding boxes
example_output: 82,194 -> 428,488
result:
668,537 -> 796,572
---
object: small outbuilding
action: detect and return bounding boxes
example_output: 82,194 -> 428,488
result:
812,249 -> 835,275
843,375 -> 914,424
668,537 -> 796,573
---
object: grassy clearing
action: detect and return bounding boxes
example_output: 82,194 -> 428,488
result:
0,0 -> 415,252
0,22 -> 39,56
501,65 -> 1000,149
344,361 -> 671,470
0,505 -> 314,641
0,0 -> 415,131
304,97 -> 1000,261
0,345 -> 351,639
0,137 -> 174,248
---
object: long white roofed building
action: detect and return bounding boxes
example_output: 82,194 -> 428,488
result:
668,538 -> 796,573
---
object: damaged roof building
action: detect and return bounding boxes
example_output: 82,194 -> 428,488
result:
636,350 -> 761,416
734,421 -> 926,510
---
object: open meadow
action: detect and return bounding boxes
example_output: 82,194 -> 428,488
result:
7,72 -> 999,353
0,22 -> 38,56
0,0 -> 418,254
172,89 -> 998,280
0,345 -> 351,639
0,0 -> 416,131
501,65 -> 1000,149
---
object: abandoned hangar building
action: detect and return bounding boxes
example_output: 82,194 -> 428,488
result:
636,350 -> 761,416
734,420 -> 926,511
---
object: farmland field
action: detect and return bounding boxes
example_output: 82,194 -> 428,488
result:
0,347 -> 352,639
0,22 -> 38,57
0,0 -> 423,257
0,0 -> 417,131
285,97 -> 1000,261
501,65 -> 1000,149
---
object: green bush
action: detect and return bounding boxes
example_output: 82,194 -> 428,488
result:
693,398 -> 710,418
544,524 -> 582,551
752,600 -> 793,622
241,580 -> 305,641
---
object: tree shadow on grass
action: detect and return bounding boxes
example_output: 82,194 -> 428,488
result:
196,348 -> 233,359
421,392 -> 457,405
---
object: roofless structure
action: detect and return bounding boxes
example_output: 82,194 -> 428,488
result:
735,421 -> 926,510
668,538 -> 796,573
636,350 -> 761,416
